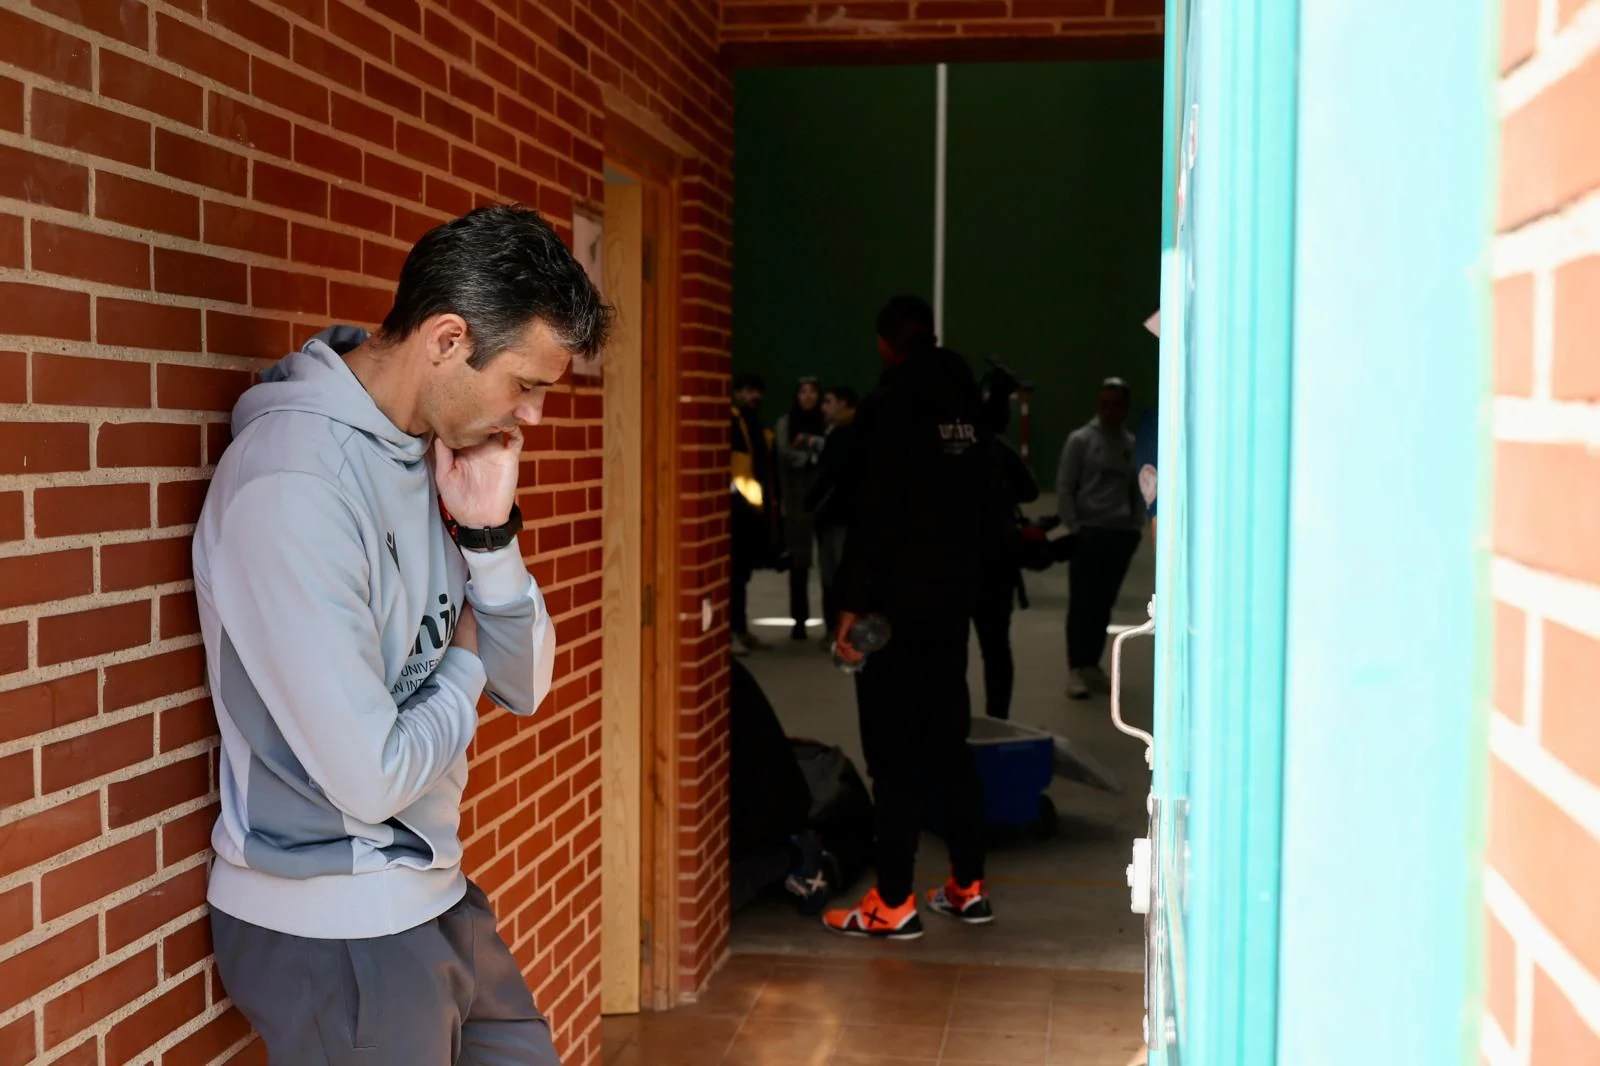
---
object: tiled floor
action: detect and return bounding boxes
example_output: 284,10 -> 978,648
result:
602,954 -> 1146,1066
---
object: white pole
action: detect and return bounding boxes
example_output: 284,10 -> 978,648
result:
933,63 -> 948,340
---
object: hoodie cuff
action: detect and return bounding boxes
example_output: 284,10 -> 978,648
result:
462,543 -> 533,608
435,646 -> 488,704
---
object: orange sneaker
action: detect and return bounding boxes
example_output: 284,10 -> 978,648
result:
927,878 -> 994,924
822,887 -> 924,940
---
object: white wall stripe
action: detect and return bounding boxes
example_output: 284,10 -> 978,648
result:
1516,935 -> 1536,1064
1532,269 -> 1555,399
1501,0 -> 1600,115
1492,187 -> 1600,277
1492,557 -> 1600,640
1523,610 -> 1545,740
1539,0 -> 1562,46
1492,712 -> 1600,844
1484,868 -> 1600,1037
1483,1015 -> 1518,1066
1494,397 -> 1600,446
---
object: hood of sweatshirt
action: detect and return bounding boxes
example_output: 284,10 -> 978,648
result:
232,325 -> 428,466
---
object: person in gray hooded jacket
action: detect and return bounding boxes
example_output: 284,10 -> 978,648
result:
192,204 -> 610,1066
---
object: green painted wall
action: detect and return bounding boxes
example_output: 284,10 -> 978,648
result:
731,66 -> 935,413
732,60 -> 1164,480
944,62 -> 1164,478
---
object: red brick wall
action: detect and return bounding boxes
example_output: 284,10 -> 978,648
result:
720,0 -> 1162,47
1485,1 -> 1600,1063
0,1 -> 730,1064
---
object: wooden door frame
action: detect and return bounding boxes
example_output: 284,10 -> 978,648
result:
602,109 -> 686,1014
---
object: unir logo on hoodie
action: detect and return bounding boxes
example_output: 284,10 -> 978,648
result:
937,418 -> 978,456
392,593 -> 461,699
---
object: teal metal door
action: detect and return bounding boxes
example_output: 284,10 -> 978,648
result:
1146,0 -> 1297,1062
1140,0 -> 1496,1063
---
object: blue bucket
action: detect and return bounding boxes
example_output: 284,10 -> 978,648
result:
967,717 -> 1055,827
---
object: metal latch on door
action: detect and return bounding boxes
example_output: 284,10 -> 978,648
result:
1110,596 -> 1157,916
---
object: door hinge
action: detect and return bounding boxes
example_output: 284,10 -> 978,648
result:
642,584 -> 655,627
640,919 -> 653,963
642,238 -> 656,283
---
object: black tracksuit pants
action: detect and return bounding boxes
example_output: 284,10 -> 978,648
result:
972,575 -> 1017,720
1066,526 -> 1141,670
854,621 -> 986,906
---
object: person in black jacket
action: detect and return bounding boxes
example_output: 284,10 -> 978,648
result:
972,367 -> 1040,720
823,296 -> 1000,941
806,384 -> 859,641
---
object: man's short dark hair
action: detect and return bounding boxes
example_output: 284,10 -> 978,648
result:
876,295 -> 936,358
826,385 -> 858,407
732,372 -> 766,393
380,203 -> 612,370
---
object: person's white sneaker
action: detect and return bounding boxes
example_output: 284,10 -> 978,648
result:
1066,670 -> 1091,700
1082,665 -> 1111,693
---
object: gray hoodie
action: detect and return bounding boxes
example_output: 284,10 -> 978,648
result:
192,326 -> 555,939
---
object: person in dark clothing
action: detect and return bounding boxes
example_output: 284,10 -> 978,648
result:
823,296 -> 1001,941
972,368 -> 1039,720
730,373 -> 773,655
807,385 -> 859,640
775,378 -> 828,639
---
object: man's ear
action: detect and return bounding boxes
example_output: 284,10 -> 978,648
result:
424,314 -> 471,367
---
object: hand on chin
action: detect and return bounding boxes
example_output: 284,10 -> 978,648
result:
433,427 -> 523,528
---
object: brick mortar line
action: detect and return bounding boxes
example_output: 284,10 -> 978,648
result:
1480,1015 -> 1515,1066
1493,397 -> 1600,444
5,849 -> 209,963
131,991 -> 239,1066
0,469 -> 212,499
1491,711 -> 1600,839
1538,0 -> 1563,45
1484,866 -> 1600,1036
0,470 -> 208,498
1501,0 -> 1600,115
0,679 -> 208,760
0,202 -> 407,304
1515,930 -> 1536,1066
0,76 -> 583,249
0,855 -> 211,1028
1491,556 -> 1600,638
0,742 -> 215,836
0,330 -> 293,376
1492,187 -> 1600,276
130,2 -> 610,174
0,582 -> 161,624
0,396 -> 230,426
1532,268 -> 1555,399
0,629 -> 204,697
0,170 -> 387,293
1522,608 -> 1545,741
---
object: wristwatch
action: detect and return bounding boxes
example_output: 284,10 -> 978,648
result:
445,504 -> 524,552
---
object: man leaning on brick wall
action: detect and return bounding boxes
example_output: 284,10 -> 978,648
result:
191,202 -> 611,1065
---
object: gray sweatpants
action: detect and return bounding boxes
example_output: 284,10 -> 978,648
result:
211,881 -> 560,1066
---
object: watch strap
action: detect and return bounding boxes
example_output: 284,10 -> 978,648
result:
443,503 -> 523,552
